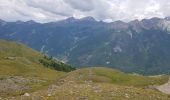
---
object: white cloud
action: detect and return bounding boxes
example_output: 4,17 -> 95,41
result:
0,0 -> 170,23
63,0 -> 95,11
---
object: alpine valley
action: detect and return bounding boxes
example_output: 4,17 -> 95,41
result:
1,16 -> 170,75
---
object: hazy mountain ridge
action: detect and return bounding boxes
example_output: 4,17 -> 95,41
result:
0,17 -> 170,75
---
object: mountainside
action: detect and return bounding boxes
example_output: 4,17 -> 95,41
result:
0,40 -> 75,97
1,40 -> 170,100
0,17 -> 170,75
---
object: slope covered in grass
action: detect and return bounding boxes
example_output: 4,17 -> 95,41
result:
45,67 -> 170,100
0,40 -> 68,97
12,67 -> 170,100
0,40 -> 66,78
63,67 -> 168,87
0,40 -> 169,100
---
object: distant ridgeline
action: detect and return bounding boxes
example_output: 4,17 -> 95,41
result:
1,17 -> 170,75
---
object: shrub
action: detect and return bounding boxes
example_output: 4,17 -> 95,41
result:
39,55 -> 76,72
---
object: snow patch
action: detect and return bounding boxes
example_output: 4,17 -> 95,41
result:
106,61 -> 110,64
113,46 -> 122,53
127,31 -> 133,38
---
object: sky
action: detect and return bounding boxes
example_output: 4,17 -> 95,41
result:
0,0 -> 170,23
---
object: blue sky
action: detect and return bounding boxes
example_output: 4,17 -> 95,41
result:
0,0 -> 170,23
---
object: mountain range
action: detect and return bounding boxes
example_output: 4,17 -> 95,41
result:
0,16 -> 170,75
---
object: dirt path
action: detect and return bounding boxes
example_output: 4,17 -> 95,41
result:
156,77 -> 170,94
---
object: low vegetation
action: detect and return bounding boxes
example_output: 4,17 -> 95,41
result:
0,40 -> 170,100
12,67 -> 170,100
62,67 -> 168,87
39,55 -> 76,72
0,40 -> 69,97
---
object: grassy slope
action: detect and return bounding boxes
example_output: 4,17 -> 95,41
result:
3,67 -> 170,100
63,67 -> 168,87
47,83 -> 170,100
45,67 -> 170,100
0,40 -> 65,79
0,40 -> 170,99
0,40 -> 65,97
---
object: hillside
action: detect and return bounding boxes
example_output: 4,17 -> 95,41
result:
8,67 -> 170,100
0,40 -> 74,98
62,67 -> 168,87
0,40 -> 170,100
0,17 -> 170,75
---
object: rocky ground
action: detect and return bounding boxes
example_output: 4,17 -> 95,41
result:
0,76 -> 45,98
0,68 -> 170,100
156,77 -> 170,94
1,75 -> 170,100
3,78 -> 169,100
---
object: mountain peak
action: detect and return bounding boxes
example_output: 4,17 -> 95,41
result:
0,19 -> 7,26
60,16 -> 96,24
0,19 -> 5,23
26,20 -> 36,24
141,17 -> 162,23
112,20 -> 127,24
80,16 -> 96,22
65,17 -> 76,22
129,19 -> 140,24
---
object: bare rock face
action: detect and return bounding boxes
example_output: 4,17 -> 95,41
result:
129,19 -> 145,33
158,20 -> 170,32
109,21 -> 129,31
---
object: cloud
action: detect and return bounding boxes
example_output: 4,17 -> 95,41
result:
0,0 -> 170,23
24,0 -> 74,16
63,0 -> 95,11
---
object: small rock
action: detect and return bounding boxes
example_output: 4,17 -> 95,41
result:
69,81 -> 74,84
0,97 -> 2,100
24,93 -> 30,97
40,96 -> 44,98
47,94 -> 52,97
69,90 -> 73,94
125,93 -> 129,98
74,85 -> 78,88
5,57 -> 15,60
111,92 -> 115,96
94,89 -> 102,93
59,79 -> 66,83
